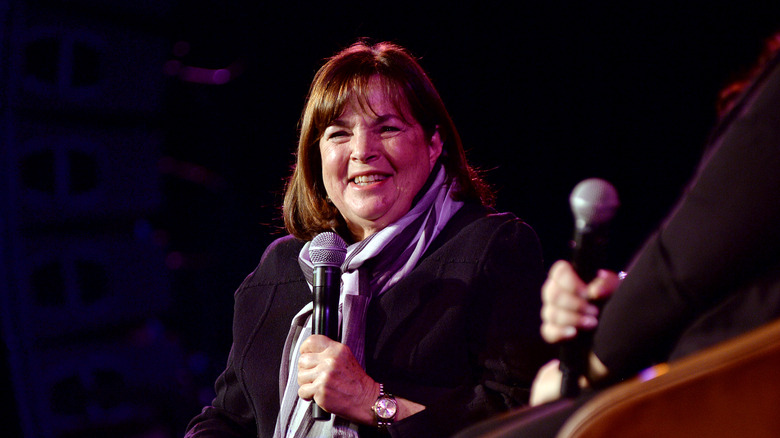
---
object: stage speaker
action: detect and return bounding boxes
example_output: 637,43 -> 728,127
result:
9,5 -> 167,115
0,1 -> 190,437
27,325 -> 188,438
17,231 -> 170,339
12,120 -> 162,225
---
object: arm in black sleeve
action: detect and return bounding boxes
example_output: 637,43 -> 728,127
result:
185,345 -> 258,437
184,280 -> 261,437
185,236 -> 309,437
593,57 -> 780,378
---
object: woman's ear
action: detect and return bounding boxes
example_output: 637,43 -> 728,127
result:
428,126 -> 444,166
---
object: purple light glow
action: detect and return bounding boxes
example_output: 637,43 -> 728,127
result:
638,363 -> 670,382
164,62 -> 243,85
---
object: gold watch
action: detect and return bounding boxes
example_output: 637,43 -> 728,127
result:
372,383 -> 398,429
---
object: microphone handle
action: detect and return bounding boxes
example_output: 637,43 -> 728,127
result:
560,226 -> 607,398
311,265 -> 341,420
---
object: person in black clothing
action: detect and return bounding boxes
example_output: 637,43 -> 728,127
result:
184,40 -> 552,438
456,31 -> 780,438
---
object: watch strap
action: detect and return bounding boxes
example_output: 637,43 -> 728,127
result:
374,383 -> 397,429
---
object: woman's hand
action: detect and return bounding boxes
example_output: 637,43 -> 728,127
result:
529,352 -> 611,406
297,335 -> 426,425
540,260 -> 620,344
297,335 -> 378,425
529,359 -> 564,406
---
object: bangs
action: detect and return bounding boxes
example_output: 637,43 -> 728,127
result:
309,74 -> 413,139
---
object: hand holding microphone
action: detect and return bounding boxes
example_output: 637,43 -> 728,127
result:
557,178 -> 619,398
308,231 -> 347,420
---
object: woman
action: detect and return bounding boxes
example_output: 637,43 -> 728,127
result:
184,40 -> 551,437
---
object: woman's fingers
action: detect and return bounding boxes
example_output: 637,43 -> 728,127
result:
543,261 -> 587,300
297,335 -> 338,399
296,336 -> 377,424
540,261 -> 621,345
541,321 -> 577,344
541,261 -> 601,343
588,269 -> 621,301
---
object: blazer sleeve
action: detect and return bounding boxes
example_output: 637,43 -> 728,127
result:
184,275 -> 263,437
185,236 -> 308,437
592,58 -> 780,378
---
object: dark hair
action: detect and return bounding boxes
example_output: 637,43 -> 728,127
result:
717,32 -> 780,117
283,40 -> 494,240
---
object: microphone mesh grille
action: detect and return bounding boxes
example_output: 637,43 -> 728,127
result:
569,178 -> 620,226
309,232 -> 347,267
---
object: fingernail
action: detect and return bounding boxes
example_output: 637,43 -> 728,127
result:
581,315 -> 598,328
584,304 -> 599,316
563,326 -> 577,338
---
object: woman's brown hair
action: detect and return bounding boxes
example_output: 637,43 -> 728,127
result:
283,40 -> 494,241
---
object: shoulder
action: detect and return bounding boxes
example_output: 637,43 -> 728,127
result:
428,202 -> 542,263
231,235 -> 309,335
447,203 -> 539,245
240,234 -> 306,289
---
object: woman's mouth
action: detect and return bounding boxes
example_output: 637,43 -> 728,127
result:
352,174 -> 388,186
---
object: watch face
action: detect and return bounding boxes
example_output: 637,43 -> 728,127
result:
375,397 -> 398,419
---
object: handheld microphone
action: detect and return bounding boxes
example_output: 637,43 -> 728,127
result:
560,178 -> 619,398
308,231 -> 347,420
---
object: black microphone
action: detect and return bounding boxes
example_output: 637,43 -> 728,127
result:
559,178 -> 619,398
308,231 -> 347,420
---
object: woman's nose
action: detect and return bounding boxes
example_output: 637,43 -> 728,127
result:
350,131 -> 379,163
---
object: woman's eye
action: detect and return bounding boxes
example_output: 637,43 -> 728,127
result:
381,126 -> 401,133
327,130 -> 349,139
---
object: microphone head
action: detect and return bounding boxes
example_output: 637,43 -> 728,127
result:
569,178 -> 620,229
309,232 -> 347,268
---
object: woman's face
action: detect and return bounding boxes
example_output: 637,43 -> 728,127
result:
319,77 -> 442,241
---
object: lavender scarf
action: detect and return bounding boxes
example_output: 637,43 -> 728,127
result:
273,166 -> 462,437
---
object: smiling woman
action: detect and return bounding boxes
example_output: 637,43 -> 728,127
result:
184,40 -> 553,438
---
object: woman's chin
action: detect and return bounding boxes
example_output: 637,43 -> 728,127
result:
345,209 -> 408,237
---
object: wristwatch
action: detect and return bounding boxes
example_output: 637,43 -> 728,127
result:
372,383 -> 398,429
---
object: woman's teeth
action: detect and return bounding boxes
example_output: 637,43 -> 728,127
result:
353,175 -> 387,185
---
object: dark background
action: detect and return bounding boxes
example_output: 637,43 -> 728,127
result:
2,1 -> 779,437
163,1 -> 780,278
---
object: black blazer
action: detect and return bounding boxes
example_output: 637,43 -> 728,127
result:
185,203 -> 553,437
